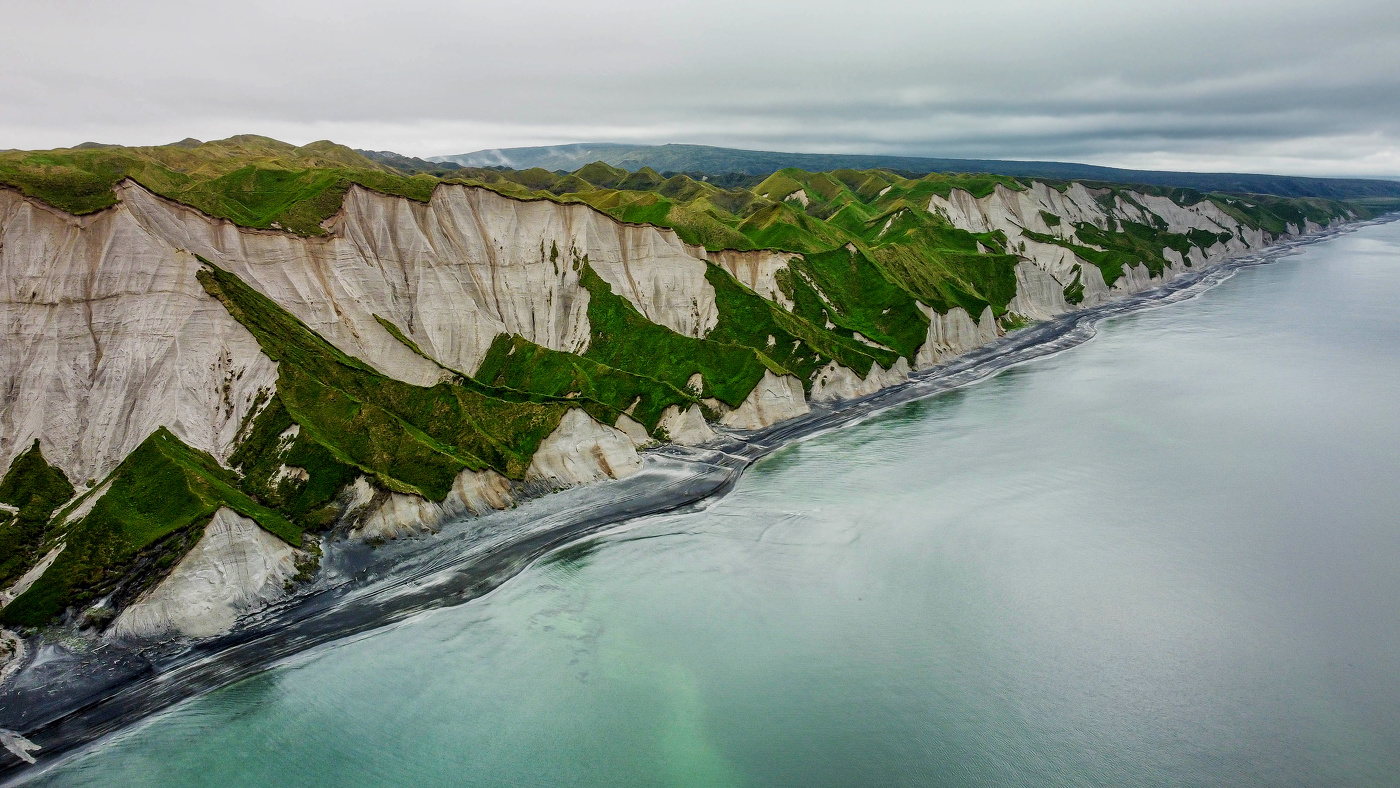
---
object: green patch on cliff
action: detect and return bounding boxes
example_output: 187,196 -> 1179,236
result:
579,263 -> 782,408
1,428 -> 297,628
228,397 -> 360,533
0,440 -> 75,588
198,261 -> 573,497
705,264 -> 891,386
1063,266 -> 1086,306
781,246 -> 927,360
475,334 -> 698,432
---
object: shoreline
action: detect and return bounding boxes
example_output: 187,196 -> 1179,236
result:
1,216 -> 1392,782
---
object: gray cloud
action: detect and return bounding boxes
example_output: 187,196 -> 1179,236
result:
2,0 -> 1397,176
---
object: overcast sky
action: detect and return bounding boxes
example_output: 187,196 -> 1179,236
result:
4,0 -> 1398,176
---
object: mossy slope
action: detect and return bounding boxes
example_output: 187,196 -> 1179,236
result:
2,429 -> 296,627
0,441 -> 75,588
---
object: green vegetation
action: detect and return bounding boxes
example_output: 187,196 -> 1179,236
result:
2,428 -> 296,627
579,263 -> 781,407
0,136 -> 435,235
0,441 -> 75,588
198,261 -> 575,497
226,396 -> 360,533
2,136 -> 1388,628
706,264 -> 893,385
1063,266 -> 1086,306
475,334 -> 696,431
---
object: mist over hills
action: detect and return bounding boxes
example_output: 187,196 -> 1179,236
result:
429,143 -> 1400,201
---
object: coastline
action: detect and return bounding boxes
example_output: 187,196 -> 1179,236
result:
1,216 -> 1393,782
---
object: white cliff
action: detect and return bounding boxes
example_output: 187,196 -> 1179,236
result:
928,180 -> 1276,319
656,404 -> 717,445
121,182 -> 723,379
109,508 -> 299,640
717,371 -> 810,429
350,468 -> 515,541
808,358 -> 911,402
914,305 -> 1002,369
350,407 -> 646,542
526,408 -> 643,488
706,249 -> 797,310
0,170 -> 1339,644
0,189 -> 278,484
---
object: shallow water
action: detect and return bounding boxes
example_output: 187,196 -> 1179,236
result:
23,222 -> 1400,787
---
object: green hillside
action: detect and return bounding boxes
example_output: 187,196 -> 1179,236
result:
1,136 -> 1394,628
0,136 -> 436,235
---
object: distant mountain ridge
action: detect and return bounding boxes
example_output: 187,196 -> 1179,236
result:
431,143 -> 1400,200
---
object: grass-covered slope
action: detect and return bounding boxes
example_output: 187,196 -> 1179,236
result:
0,441 -> 75,589
0,136 -> 436,235
1,429 -> 297,627
432,142 -> 1400,200
578,263 -> 782,407
2,136 -> 1395,630
197,261 -> 577,497
474,335 -> 698,431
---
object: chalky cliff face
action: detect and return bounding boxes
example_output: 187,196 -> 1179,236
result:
0,145 -> 1363,642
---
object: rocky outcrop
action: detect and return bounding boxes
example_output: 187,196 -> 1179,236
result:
808,358 -> 911,402
0,190 -> 278,484
717,371 -> 810,429
526,408 -> 643,488
613,414 -> 653,447
656,404 -> 716,445
350,468 -> 515,541
1005,262 -> 1072,319
351,408 -> 643,541
914,305 -> 1002,369
706,249 -> 797,310
108,508 -> 299,640
0,728 -> 39,765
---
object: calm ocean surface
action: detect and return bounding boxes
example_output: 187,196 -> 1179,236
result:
23,222 -> 1400,787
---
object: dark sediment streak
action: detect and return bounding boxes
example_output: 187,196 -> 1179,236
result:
0,218 -> 1390,783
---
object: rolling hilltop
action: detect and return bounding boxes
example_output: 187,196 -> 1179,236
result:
427,142 -> 1400,201
0,136 -> 1394,642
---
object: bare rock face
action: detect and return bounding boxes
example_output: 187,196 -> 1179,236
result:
718,371 -> 810,430
613,413 -> 654,447
656,404 -> 716,445
808,358 -> 910,403
1112,263 -> 1156,296
526,408 -> 643,488
1005,262 -> 1071,320
0,190 -> 278,484
928,180 -> 1274,322
350,468 -> 515,541
914,305 -> 1001,370
706,249 -> 797,310
120,182 -> 719,378
109,508 -> 298,640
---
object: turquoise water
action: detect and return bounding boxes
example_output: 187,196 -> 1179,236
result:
25,223 -> 1400,787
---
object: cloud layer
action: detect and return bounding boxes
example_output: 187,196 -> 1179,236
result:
4,0 -> 1398,176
